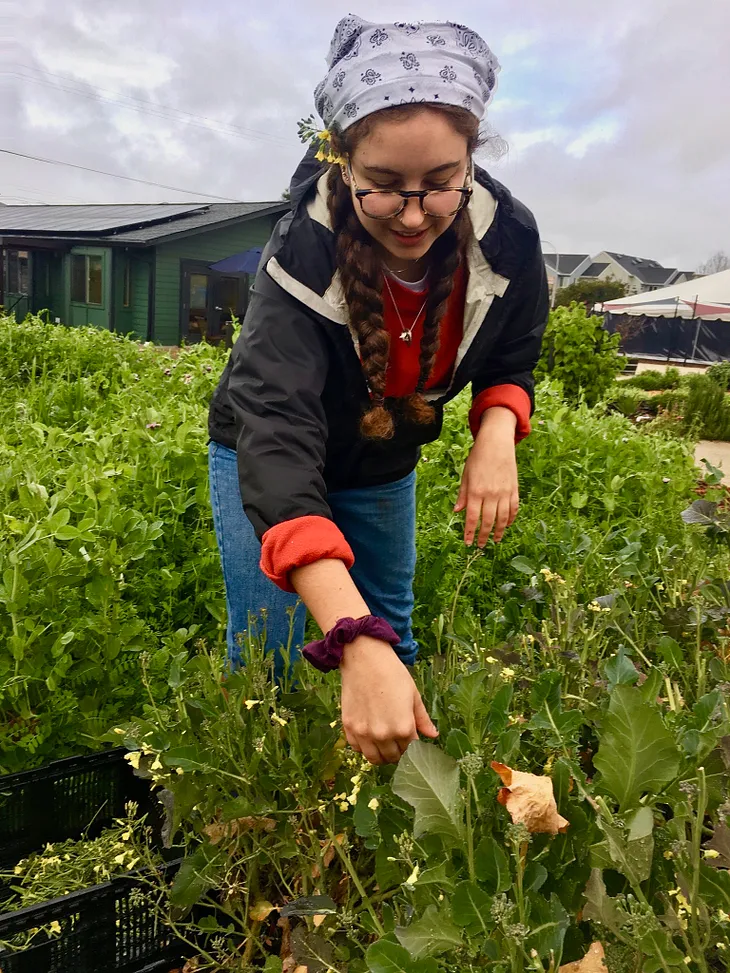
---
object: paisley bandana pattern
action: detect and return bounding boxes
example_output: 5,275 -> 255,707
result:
314,16 -> 500,132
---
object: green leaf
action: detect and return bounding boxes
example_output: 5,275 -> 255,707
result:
601,646 -> 639,691
263,958 -> 283,973
486,683 -> 513,735
395,904 -> 462,959
526,893 -> 569,961
599,816 -> 653,885
451,881 -> 493,936
416,860 -> 455,890
582,869 -> 626,937
511,555 -> 536,575
656,635 -> 683,669
392,741 -> 464,842
474,836 -> 511,893
164,745 -> 213,773
524,861 -> 548,892
170,842 -> 224,915
366,939 -> 413,973
699,862 -> 730,909
444,728 -> 472,759
593,686 -> 680,809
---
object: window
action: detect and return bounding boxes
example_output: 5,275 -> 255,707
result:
6,250 -> 30,294
123,260 -> 131,307
71,254 -> 103,305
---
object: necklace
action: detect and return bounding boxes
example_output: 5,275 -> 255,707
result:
383,272 -> 429,345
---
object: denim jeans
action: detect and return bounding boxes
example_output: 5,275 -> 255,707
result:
207,441 -> 418,671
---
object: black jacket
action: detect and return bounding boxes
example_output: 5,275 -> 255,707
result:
208,148 -> 549,540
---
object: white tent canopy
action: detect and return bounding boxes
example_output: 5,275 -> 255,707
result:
603,268 -> 730,322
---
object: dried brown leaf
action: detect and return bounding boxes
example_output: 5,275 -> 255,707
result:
250,900 -> 275,922
559,941 -> 606,972
491,761 -> 570,834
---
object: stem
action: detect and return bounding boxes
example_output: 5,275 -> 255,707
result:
513,837 -> 526,927
466,785 -> 476,884
689,767 -> 709,973
327,825 -> 384,936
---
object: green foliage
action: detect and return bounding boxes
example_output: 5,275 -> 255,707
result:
621,367 -> 681,391
554,277 -> 627,309
684,373 -> 730,440
534,303 -> 626,406
0,313 -> 228,771
706,359 -> 730,391
606,384 -> 687,419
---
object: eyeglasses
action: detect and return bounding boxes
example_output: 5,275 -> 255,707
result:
346,162 -> 473,220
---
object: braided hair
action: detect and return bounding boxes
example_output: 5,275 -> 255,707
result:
327,105 -> 480,440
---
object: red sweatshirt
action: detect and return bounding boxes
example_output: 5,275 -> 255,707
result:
259,266 -> 532,591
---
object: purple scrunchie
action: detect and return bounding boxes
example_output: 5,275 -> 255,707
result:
302,615 -> 400,672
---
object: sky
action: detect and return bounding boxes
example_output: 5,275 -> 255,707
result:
2,0 -> 728,272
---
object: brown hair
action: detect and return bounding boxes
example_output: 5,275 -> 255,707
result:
326,105 -> 479,439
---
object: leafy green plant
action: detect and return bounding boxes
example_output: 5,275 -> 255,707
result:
553,278 -> 627,310
706,361 -> 730,392
534,303 -> 626,406
621,368 -> 681,391
684,375 -> 730,441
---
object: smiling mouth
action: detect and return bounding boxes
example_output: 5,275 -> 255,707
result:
392,228 -> 427,237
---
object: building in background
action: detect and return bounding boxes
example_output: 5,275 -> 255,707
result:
0,201 -> 288,344
545,249 -> 697,297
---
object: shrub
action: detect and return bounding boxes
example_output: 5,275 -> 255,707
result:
706,359 -> 730,391
534,303 -> 626,406
606,384 -> 687,418
620,366 -> 680,390
684,373 -> 730,439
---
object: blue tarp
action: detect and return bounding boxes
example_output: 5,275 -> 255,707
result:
209,248 -> 262,274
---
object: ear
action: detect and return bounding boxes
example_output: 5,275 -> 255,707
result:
340,164 -> 350,186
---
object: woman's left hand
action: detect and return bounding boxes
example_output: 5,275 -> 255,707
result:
454,407 -> 519,548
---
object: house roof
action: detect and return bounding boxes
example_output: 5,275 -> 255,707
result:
604,252 -> 676,286
581,261 -> 609,278
0,201 -> 290,245
544,253 -> 589,275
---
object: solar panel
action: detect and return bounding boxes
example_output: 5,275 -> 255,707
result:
0,204 -> 206,234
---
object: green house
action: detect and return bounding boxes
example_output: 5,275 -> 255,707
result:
0,201 -> 289,344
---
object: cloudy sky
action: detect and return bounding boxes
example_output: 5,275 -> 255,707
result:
3,0 -> 728,271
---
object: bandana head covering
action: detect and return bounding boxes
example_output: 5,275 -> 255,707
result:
314,16 -> 500,133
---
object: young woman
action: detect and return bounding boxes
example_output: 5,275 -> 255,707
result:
208,16 -> 549,765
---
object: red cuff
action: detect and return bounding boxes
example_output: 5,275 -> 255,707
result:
469,385 -> 532,441
260,516 -> 355,593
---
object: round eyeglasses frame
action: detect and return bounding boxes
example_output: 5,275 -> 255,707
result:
344,162 -> 473,220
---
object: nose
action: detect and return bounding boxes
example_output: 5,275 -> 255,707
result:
397,195 -> 427,230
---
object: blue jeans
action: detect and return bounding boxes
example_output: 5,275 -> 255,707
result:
207,441 -> 418,671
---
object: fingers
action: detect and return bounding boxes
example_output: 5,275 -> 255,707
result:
414,693 -> 439,739
476,499 -> 497,548
453,475 -> 468,513
507,492 -> 520,528
463,492 -> 483,546
489,497 -> 512,545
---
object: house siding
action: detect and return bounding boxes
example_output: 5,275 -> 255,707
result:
153,216 -> 276,345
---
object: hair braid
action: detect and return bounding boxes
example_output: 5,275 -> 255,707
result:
402,212 -> 472,424
327,166 -> 395,439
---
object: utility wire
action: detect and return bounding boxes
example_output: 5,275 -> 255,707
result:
7,63 -> 294,148
0,148 -> 237,201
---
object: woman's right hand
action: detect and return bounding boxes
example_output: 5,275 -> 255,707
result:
339,635 -> 439,764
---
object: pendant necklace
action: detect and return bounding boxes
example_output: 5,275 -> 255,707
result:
383,272 -> 429,345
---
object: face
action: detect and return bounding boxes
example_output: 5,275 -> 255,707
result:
341,110 -> 470,269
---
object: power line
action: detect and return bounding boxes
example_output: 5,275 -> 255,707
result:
8,63 -> 294,149
0,148 -> 236,201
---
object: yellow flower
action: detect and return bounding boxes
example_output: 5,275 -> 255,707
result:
271,712 -> 287,727
113,727 -> 125,735
403,864 -> 420,888
49,920 -> 62,935
244,699 -> 262,710
14,865 -> 23,875
329,720 -> 339,728
368,798 -> 380,811
315,148 -> 327,162
175,767 -> 184,775
114,853 -> 126,865
501,667 -> 515,680
704,849 -> 721,859
125,751 -> 141,770
317,129 -> 332,142
485,656 -> 498,664
150,756 -> 163,771
339,801 -> 349,812
121,831 -> 131,841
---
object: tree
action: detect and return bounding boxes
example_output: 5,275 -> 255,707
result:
281,188 -> 291,202
696,250 -> 730,275
535,302 -> 626,406
554,278 -> 627,310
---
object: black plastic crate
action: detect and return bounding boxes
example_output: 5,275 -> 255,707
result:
0,861 -> 186,973
0,749 -> 152,872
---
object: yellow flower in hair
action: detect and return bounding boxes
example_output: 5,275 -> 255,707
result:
315,147 -> 327,162
318,129 -> 332,142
